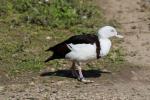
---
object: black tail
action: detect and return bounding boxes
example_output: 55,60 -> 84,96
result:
45,47 -> 53,52
44,56 -> 54,63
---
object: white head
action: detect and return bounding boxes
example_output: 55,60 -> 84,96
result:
98,26 -> 123,39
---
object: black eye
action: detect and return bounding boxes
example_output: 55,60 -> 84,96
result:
111,29 -> 115,32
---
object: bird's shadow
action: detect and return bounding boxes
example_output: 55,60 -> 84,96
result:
40,69 -> 111,79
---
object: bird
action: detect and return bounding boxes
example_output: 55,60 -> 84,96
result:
45,26 -> 123,83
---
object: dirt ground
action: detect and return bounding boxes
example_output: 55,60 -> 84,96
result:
1,0 -> 150,100
99,0 -> 150,67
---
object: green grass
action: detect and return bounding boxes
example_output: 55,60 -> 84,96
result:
0,0 -> 124,76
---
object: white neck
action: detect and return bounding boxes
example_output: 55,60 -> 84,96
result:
99,38 -> 111,57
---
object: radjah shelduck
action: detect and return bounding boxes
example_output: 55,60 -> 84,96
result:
45,26 -> 123,83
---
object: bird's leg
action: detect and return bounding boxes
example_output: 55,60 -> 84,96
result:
76,62 -> 94,83
70,61 -> 78,78
76,65 -> 84,80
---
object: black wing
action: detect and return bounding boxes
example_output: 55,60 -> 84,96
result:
46,34 -> 98,51
64,34 -> 98,44
45,34 -> 100,62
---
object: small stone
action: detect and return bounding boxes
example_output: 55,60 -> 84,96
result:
131,76 -> 138,81
75,85 -> 80,88
51,80 -> 55,83
101,69 -> 112,73
50,68 -> 55,72
0,86 -> 5,92
131,26 -> 136,29
52,90 -> 57,93
45,0 -> 49,2
38,1 -> 42,4
46,36 -> 52,40
29,81 -> 35,85
82,16 -> 87,19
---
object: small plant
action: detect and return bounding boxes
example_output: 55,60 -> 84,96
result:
0,0 -> 103,29
105,47 -> 124,64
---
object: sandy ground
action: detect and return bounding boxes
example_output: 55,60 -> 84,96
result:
1,0 -> 150,100
1,65 -> 150,100
99,0 -> 150,66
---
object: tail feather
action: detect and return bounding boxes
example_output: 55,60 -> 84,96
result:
44,56 -> 54,62
45,47 -> 53,52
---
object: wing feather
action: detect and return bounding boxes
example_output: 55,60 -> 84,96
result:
45,34 -> 100,60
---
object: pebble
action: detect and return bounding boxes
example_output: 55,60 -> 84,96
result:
29,81 -> 35,86
131,76 -> 138,81
50,68 -> 55,72
0,86 -> 4,92
46,36 -> 52,40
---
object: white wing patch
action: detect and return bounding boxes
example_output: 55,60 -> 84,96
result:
66,43 -> 97,61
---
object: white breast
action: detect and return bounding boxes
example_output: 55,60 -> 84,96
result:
65,43 -> 97,61
100,38 -> 111,57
